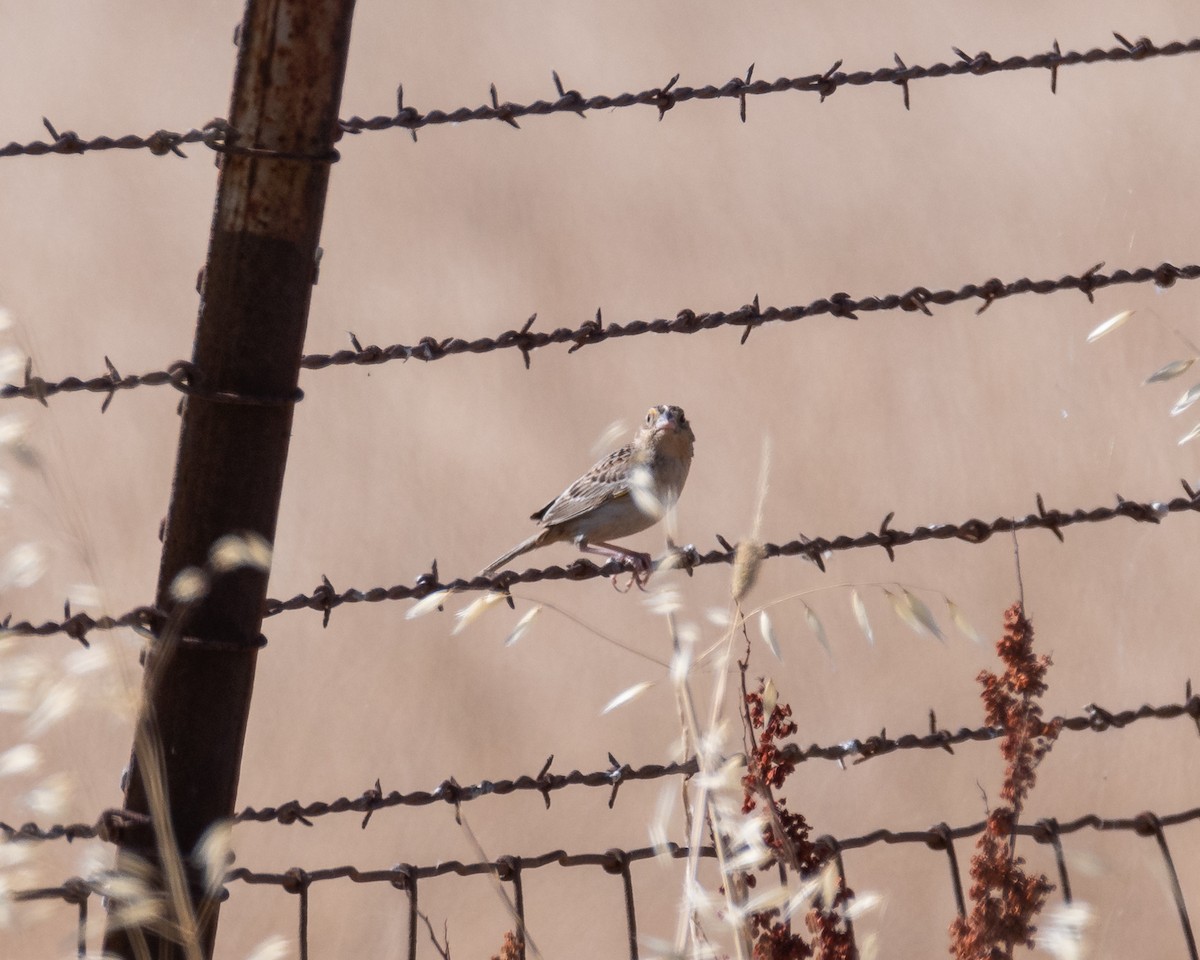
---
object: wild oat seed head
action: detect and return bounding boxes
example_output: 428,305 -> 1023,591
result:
762,678 -> 778,718
845,891 -> 883,921
851,589 -> 875,647
639,935 -> 716,960
24,771 -> 72,818
684,879 -> 724,922
194,819 -> 234,897
209,532 -> 273,573
695,755 -> 745,799
946,598 -> 984,644
704,606 -> 731,627
169,566 -> 210,604
674,621 -> 699,648
0,877 -> 12,929
1170,383 -> 1200,417
784,876 -> 823,921
25,677 -> 78,736
67,583 -> 104,609
100,860 -> 167,930
405,589 -> 450,620
1178,422 -> 1200,446
591,419 -> 627,457
0,840 -> 32,871
504,605 -> 541,647
0,544 -> 45,590
452,592 -> 506,635
731,540 -> 764,604
644,587 -> 682,617
757,611 -> 781,661
1145,358 -> 1195,384
1086,308 -> 1134,342
65,645 -> 110,677
803,603 -> 831,658
245,935 -> 292,960
669,644 -> 692,686
0,415 -> 27,449
629,464 -> 665,520
0,348 -> 22,386
649,785 -> 676,857
903,589 -> 945,642
1036,903 -> 1093,960
602,680 -> 654,715
739,882 -> 796,921
0,744 -> 39,777
695,722 -> 731,765
725,813 -> 773,873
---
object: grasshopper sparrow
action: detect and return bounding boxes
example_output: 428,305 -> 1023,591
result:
482,405 -> 695,585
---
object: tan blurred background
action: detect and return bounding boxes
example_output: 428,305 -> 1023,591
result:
2,1 -> 1200,957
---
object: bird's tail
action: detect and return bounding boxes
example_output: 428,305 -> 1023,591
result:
480,529 -> 552,578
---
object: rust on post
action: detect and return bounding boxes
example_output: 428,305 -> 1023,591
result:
102,2 -> 356,958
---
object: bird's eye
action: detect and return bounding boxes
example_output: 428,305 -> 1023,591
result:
645,409 -> 655,424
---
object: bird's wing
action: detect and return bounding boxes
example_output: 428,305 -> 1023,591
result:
531,443 -> 634,526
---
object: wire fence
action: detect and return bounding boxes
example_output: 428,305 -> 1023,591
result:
2,34 -> 1197,161
5,481 -> 1196,644
4,12 -> 1199,960
3,689 -> 1196,845
12,801 -> 1200,960
3,260 -> 1197,408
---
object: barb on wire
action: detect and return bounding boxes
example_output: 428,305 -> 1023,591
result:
5,481 -> 1199,642
4,36 -> 1198,160
4,260 -> 1197,405
6,692 -> 1197,843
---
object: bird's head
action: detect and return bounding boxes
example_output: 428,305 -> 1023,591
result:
637,404 -> 695,459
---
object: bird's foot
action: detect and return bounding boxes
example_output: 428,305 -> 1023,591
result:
610,551 -> 653,592
580,541 -> 653,593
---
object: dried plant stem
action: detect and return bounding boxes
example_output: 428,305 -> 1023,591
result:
513,593 -> 668,666
668,609 -> 751,960
131,715 -> 202,959
453,804 -> 543,960
116,607 -> 205,960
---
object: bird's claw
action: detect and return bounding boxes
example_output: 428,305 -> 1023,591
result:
610,552 -> 652,592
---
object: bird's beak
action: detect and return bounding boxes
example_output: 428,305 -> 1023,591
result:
654,409 -> 678,433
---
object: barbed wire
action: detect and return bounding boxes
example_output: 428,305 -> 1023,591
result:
15,801 -> 1200,895
3,260 -> 1196,408
0,604 -> 156,647
230,802 -> 1200,882
5,481 -> 1198,644
3,35 -> 1197,162
5,690 -> 1196,844
18,803 -> 1197,960
260,480 -> 1200,621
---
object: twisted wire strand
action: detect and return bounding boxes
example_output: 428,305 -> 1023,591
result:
3,35 -> 1196,160
4,261 -> 1196,406
5,482 -> 1197,643
14,803 -> 1200,899
4,692 -> 1195,843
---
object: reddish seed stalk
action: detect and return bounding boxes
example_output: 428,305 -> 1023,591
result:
949,603 -> 1061,960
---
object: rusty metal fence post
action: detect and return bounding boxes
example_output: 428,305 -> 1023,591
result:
102,2 -> 357,957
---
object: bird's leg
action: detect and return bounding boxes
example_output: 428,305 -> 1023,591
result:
579,540 -> 653,591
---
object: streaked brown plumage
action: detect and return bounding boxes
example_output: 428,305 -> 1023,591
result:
482,405 -> 695,584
